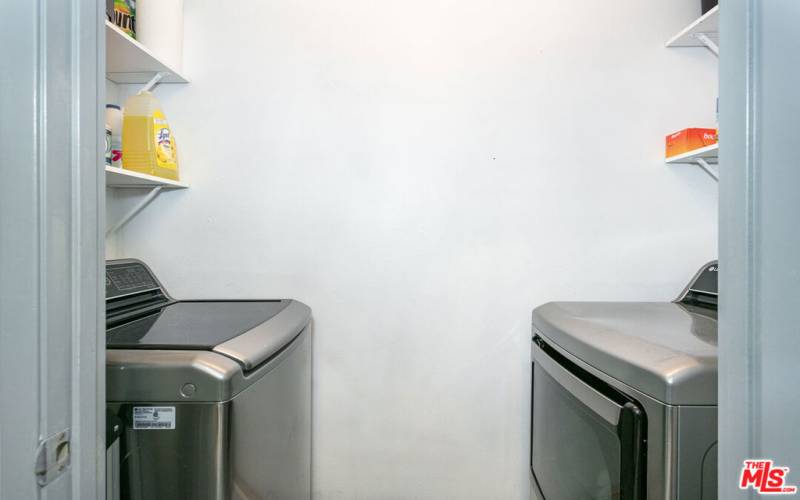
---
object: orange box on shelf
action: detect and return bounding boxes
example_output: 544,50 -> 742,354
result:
665,128 -> 718,159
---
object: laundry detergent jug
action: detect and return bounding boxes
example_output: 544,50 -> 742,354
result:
122,91 -> 179,180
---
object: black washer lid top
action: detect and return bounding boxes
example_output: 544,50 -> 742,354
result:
106,300 -> 291,350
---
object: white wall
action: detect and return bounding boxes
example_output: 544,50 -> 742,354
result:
109,0 -> 718,497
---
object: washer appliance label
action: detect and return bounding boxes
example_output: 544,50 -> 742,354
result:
132,406 -> 176,430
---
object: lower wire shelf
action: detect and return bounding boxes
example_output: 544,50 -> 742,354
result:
105,166 -> 188,236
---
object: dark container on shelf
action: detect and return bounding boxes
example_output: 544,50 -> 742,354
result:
702,0 -> 718,14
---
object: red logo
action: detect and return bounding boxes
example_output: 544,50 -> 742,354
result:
740,460 -> 798,494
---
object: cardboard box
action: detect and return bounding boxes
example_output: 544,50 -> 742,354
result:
666,128 -> 718,159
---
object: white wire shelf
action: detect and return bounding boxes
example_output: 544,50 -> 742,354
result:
666,144 -> 719,181
665,143 -> 718,164
104,167 -> 188,236
105,21 -> 189,84
105,166 -> 188,189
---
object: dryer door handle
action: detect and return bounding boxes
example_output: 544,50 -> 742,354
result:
533,341 -> 622,426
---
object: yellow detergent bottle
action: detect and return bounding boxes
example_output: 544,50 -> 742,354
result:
122,91 -> 179,180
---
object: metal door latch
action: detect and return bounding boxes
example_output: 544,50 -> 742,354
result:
34,429 -> 71,486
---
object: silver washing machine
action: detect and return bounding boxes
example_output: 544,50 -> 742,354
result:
105,259 -> 312,500
530,262 -> 718,500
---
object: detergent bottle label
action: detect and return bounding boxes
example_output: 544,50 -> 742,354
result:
153,110 -> 177,171
113,0 -> 136,38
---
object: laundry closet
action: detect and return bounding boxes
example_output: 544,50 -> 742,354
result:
1,0 -> 799,499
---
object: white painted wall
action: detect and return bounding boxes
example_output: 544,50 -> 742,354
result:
109,0 -> 718,497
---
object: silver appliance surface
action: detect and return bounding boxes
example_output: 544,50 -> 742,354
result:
530,261 -> 719,500
105,259 -> 312,500
532,300 -> 717,405
107,328 -> 312,500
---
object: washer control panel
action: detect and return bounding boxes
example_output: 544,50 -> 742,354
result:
106,261 -> 159,299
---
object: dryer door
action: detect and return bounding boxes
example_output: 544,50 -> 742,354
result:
531,336 -> 646,500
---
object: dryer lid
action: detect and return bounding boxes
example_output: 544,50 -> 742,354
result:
532,300 -> 717,405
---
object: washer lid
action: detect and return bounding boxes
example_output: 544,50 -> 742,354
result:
213,300 -> 311,370
107,300 -> 291,350
532,301 -> 718,405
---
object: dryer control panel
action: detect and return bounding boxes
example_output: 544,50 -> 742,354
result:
688,262 -> 718,296
677,261 -> 718,309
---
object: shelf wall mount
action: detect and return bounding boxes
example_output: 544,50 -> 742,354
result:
666,6 -> 720,58
665,143 -> 719,182
140,71 -> 169,93
104,167 -> 188,237
106,186 -> 163,237
694,33 -> 719,56
695,157 -> 719,181
669,157 -> 719,182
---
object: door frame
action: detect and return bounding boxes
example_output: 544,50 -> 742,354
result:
0,0 -> 105,498
719,0 -> 800,497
